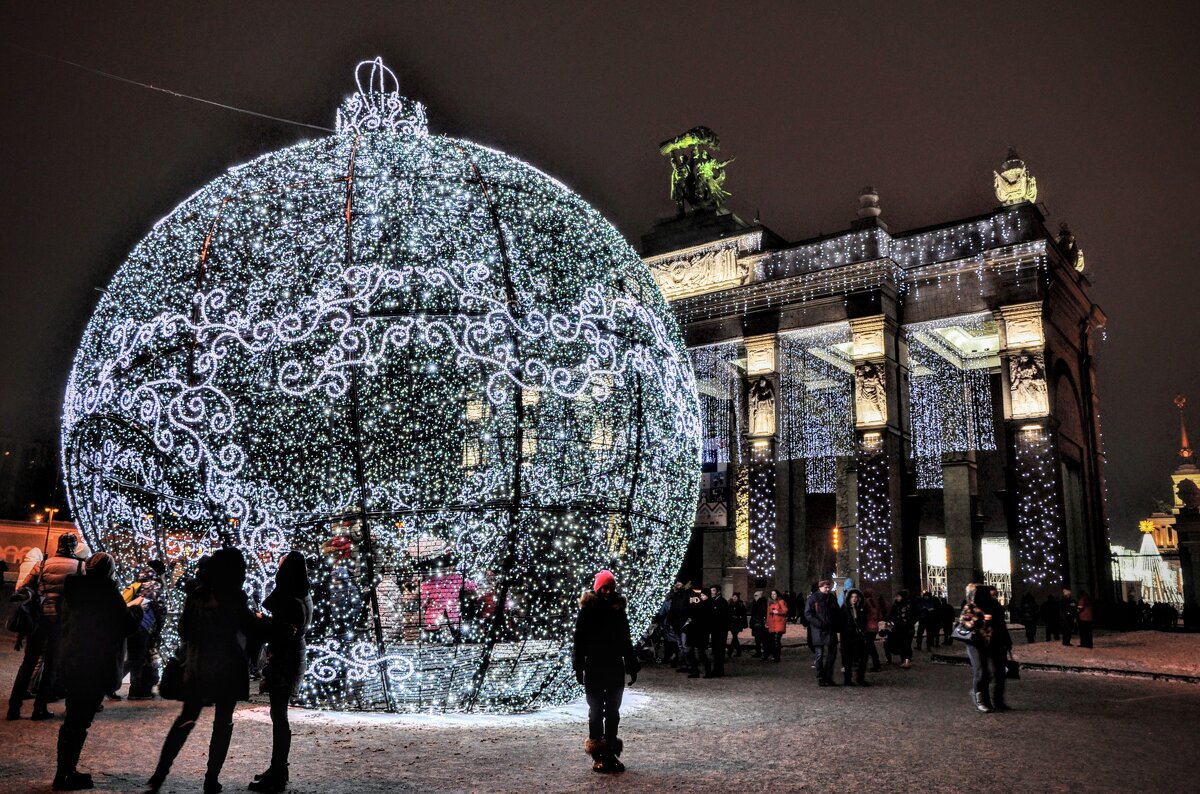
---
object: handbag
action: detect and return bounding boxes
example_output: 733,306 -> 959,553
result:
6,588 -> 41,635
1005,654 -> 1020,680
950,620 -> 977,645
158,654 -> 186,701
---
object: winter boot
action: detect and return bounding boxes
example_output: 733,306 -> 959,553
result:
856,675 -> 870,687
603,737 -> 625,773
585,738 -> 608,773
51,771 -> 94,790
203,714 -> 234,793
973,691 -> 993,713
992,693 -> 1012,712
249,727 -> 291,792
843,673 -> 856,686
146,711 -> 200,793
248,767 -> 289,793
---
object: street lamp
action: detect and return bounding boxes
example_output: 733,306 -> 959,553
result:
41,506 -> 61,554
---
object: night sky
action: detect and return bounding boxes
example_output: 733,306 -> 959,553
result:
3,2 -> 1198,544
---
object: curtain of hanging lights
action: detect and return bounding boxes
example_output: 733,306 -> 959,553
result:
61,59 -> 700,713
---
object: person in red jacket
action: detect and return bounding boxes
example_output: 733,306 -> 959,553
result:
1076,590 -> 1094,648
764,589 -> 788,662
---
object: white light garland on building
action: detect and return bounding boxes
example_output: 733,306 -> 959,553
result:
746,446 -> 777,578
690,342 -> 740,466
61,59 -> 701,713
856,438 -> 894,583
1012,426 -> 1062,585
903,313 -> 997,488
778,324 -> 854,492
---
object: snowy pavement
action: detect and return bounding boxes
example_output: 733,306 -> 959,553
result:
0,630 -> 1197,793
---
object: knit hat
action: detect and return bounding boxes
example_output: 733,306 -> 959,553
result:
818,579 -> 833,588
57,533 -> 78,553
593,569 -> 616,592
86,551 -> 115,580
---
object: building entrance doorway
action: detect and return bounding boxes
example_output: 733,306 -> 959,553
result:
982,536 -> 1012,605
918,535 -> 948,598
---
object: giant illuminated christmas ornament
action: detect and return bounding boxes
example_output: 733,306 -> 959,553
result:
61,59 -> 701,712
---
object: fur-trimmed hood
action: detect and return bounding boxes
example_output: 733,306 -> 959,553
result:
579,590 -> 628,611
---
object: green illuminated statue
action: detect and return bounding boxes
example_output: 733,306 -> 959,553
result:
660,126 -> 734,214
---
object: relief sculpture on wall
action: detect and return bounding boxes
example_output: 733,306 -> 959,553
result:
854,362 -> 887,427
651,245 -> 747,300
1009,352 -> 1049,418
748,376 -> 776,437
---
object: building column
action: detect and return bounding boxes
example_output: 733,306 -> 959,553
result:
1176,510 -> 1200,609
996,302 -> 1063,596
836,456 -> 858,586
743,334 -> 779,586
784,458 -> 809,594
850,315 -> 903,592
942,451 -> 977,603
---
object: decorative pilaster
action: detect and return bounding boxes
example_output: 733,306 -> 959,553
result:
743,334 -> 779,579
996,302 -> 1064,590
850,315 -> 901,587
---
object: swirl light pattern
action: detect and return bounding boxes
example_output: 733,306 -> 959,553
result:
62,59 -> 700,713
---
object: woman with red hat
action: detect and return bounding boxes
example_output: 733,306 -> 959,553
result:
572,569 -> 639,773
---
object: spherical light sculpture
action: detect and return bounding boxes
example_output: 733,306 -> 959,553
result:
62,59 -> 701,712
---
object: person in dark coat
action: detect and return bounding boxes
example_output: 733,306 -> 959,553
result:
573,569 -> 639,774
888,590 -> 915,668
1060,588 -> 1078,646
915,591 -> 940,650
249,551 -> 313,793
8,533 -> 86,721
839,588 -> 870,686
804,580 -> 842,686
1018,593 -> 1039,644
682,586 -> 711,678
707,586 -> 730,678
940,597 -> 956,645
959,582 -> 1014,712
727,592 -> 748,657
147,547 -> 260,794
748,591 -> 767,658
666,580 -> 690,670
1041,594 -> 1061,641
52,552 -> 144,790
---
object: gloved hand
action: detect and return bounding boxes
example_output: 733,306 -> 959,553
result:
575,669 -> 584,686
628,671 -> 637,686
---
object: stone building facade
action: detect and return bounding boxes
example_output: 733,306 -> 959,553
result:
644,150 -> 1110,605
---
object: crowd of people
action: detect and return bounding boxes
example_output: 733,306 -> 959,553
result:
5,535 -> 1195,783
1015,587 -> 1096,647
4,534 -> 311,793
642,579 -> 973,684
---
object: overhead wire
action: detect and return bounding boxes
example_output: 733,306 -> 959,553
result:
3,41 -> 335,133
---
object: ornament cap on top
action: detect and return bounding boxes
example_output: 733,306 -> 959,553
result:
994,145 -> 1038,206
336,57 -> 428,137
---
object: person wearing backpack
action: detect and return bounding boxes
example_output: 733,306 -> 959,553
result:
7,533 -> 86,721
8,547 -> 45,651
52,552 -> 144,790
124,567 -> 167,699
